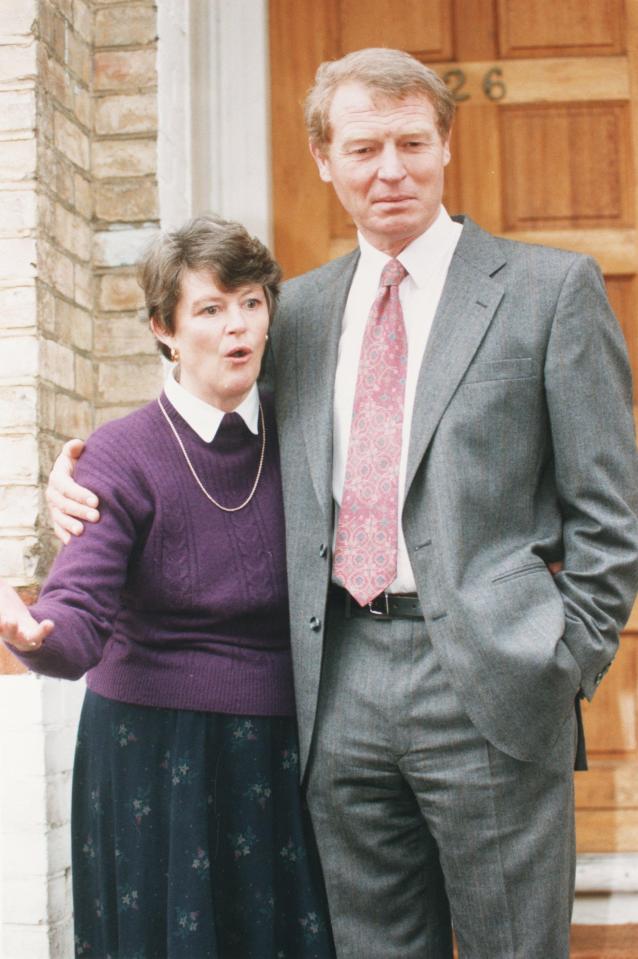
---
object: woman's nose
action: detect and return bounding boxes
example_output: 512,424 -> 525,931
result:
225,305 -> 247,332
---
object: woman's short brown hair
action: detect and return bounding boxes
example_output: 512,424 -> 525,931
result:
139,214 -> 282,360
304,47 -> 456,151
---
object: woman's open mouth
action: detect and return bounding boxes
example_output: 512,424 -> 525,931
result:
225,346 -> 252,363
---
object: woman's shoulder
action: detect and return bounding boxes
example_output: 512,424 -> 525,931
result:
84,399 -> 161,453
77,399 -> 164,489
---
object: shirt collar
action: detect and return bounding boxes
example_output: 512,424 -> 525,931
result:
357,206 -> 462,288
164,368 -> 260,442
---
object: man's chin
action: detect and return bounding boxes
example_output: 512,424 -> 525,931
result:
361,218 -> 422,254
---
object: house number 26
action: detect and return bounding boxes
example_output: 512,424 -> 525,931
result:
442,67 -> 507,102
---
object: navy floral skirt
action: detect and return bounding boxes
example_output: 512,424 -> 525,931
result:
72,690 -> 335,959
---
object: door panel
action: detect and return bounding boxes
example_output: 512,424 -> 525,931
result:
499,102 -> 634,230
497,0 -> 626,58
338,0 -> 453,58
270,0 -> 638,852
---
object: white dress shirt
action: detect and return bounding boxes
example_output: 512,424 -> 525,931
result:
332,206 -> 463,593
164,367 -> 260,441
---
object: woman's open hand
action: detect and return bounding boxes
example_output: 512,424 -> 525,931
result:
0,580 -> 54,652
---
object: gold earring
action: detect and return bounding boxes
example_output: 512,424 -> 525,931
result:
265,333 -> 269,342
170,347 -> 180,363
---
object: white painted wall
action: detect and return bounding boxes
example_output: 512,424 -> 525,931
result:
158,0 -> 272,243
1,675 -> 85,959
157,0 -> 192,230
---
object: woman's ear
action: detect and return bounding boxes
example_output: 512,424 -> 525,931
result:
150,315 -> 172,352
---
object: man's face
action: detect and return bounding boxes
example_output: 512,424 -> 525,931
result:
310,82 -> 451,256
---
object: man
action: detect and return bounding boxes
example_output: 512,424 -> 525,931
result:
46,49 -> 638,958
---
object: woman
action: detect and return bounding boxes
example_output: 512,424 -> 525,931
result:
0,215 -> 335,959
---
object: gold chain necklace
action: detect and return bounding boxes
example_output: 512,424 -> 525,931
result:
157,395 -> 266,512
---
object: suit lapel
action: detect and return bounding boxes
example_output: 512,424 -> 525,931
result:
296,251 -> 359,520
405,219 -> 506,494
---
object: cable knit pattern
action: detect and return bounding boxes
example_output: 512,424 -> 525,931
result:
209,413 -> 272,606
12,390 -> 295,717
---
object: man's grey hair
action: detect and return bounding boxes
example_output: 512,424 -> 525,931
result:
304,47 -> 456,150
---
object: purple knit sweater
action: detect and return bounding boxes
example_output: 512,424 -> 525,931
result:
15,390 -> 295,716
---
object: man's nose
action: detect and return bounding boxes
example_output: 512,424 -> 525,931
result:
377,144 -> 406,181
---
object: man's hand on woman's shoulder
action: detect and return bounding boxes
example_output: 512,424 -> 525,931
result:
46,439 -> 100,544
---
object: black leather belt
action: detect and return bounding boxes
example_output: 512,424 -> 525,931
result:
329,584 -> 423,620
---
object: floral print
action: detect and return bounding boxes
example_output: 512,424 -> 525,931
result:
175,907 -> 200,939
281,748 -> 299,772
170,754 -> 195,786
280,836 -> 306,869
245,779 -> 272,807
112,719 -> 137,747
190,847 -> 210,878
72,691 -> 334,958
119,886 -> 140,912
81,835 -> 96,860
299,911 -> 328,944
74,935 -> 91,956
229,824 -> 258,859
229,717 -> 259,747
128,788 -> 151,827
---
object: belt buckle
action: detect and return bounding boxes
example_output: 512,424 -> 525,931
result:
368,593 -> 391,619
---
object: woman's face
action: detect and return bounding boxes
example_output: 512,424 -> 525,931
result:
153,269 -> 270,412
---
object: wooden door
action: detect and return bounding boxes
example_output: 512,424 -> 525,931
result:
270,0 -> 638,853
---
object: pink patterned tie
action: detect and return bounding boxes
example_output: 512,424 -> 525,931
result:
334,258 -> 408,606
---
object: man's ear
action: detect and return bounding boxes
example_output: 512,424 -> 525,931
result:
442,131 -> 452,167
309,139 -> 332,183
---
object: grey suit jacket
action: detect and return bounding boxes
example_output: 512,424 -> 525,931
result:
268,216 -> 638,777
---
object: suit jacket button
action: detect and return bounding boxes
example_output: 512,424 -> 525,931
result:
595,663 -> 611,685
319,544 -> 328,558
309,616 -> 321,631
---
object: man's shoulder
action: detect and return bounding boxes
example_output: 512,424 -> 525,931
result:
281,249 -> 359,301
456,214 -> 593,275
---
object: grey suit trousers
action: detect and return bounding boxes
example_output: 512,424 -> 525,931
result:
306,596 -> 577,959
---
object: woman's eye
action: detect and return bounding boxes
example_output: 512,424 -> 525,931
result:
245,298 -> 260,309
203,305 -> 219,316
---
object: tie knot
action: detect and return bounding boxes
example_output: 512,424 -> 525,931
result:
380,258 -> 407,288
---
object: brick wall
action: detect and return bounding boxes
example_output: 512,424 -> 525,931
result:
37,0 -> 95,587
93,0 -> 161,426
0,0 -> 40,613
0,2 -> 160,955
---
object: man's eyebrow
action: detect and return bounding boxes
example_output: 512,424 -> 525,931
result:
342,128 -> 435,147
341,135 -> 377,148
399,128 -> 436,139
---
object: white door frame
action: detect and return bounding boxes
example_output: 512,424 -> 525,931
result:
157,0 -> 272,244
